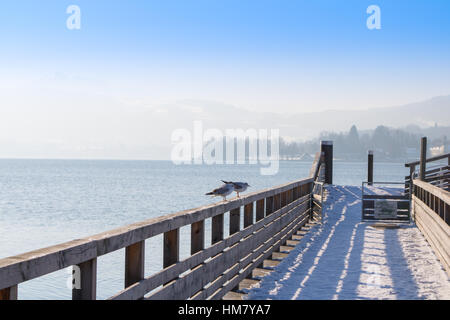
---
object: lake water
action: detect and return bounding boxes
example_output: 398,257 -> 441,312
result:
0,159 -> 409,299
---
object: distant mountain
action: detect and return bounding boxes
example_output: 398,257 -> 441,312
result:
1,95 -> 449,159
151,95 -> 450,140
277,95 -> 450,139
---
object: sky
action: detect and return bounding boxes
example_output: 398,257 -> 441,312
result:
0,0 -> 450,158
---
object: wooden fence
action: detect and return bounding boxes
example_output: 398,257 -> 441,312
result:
405,153 -> 450,193
412,179 -> 450,275
0,155 -> 325,300
408,149 -> 450,276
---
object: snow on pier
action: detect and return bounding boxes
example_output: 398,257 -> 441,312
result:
247,185 -> 450,300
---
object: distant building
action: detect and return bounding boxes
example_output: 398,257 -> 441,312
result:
430,136 -> 449,156
298,153 -> 314,161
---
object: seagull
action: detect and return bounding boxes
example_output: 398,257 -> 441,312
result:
221,180 -> 250,198
205,182 -> 235,201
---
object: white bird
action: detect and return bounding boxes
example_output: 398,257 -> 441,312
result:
205,182 -> 235,201
221,180 -> 250,198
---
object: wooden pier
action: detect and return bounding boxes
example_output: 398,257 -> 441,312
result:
1,139 -> 449,300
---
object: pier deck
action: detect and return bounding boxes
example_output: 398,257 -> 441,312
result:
247,185 -> 450,300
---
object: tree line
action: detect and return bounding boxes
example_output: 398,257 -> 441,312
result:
280,125 -> 448,161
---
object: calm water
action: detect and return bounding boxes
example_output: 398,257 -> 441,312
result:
0,160 -> 408,299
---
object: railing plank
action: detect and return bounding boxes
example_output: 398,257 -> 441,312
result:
0,240 -> 97,291
405,153 -> 450,167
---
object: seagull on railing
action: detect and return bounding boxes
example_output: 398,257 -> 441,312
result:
221,180 -> 250,198
205,182 -> 235,201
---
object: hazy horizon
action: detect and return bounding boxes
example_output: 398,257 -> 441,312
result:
1,1 -> 450,159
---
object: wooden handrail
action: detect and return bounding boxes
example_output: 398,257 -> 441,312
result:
405,152 -> 450,168
413,179 -> 450,205
309,152 -> 324,182
405,165 -> 450,179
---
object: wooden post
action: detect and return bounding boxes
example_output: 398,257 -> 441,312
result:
409,164 -> 416,192
445,203 -> 449,226
211,214 -> 224,244
0,285 -> 18,300
244,203 -> 254,281
72,258 -> 97,300
191,220 -> 205,254
409,165 -> 416,178
244,203 -> 254,228
163,229 -> 179,268
265,196 -> 274,215
163,229 -> 179,285
321,140 -> 333,184
293,186 -> 298,201
281,192 -> 287,207
230,207 -> 241,290
256,199 -> 265,221
288,189 -> 293,203
125,241 -> 145,288
368,150 -> 374,185
229,208 -> 241,235
420,137 -> 427,181
274,194 -> 281,211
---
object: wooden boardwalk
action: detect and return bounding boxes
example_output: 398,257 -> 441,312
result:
247,185 -> 450,300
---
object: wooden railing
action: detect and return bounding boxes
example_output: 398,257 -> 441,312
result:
0,158 -> 325,300
405,153 -> 450,193
412,179 -> 450,275
309,152 -> 325,222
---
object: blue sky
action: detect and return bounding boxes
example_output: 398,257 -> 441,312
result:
1,0 -> 450,113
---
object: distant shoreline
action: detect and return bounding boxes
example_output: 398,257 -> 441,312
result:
0,157 -> 415,164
